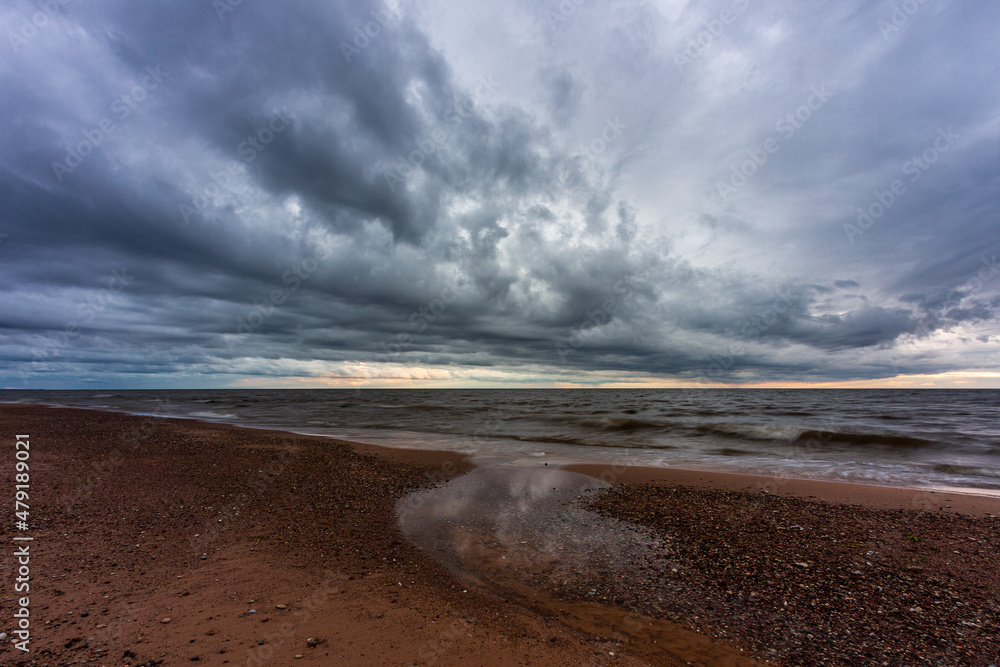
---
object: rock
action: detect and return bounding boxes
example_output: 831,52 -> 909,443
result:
295,654 -> 304,659
161,617 -> 171,624
276,604 -> 287,610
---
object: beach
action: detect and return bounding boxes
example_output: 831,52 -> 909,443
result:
1,404 -> 998,666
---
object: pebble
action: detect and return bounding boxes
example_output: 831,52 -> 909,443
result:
161,618 -> 171,624
294,654 -> 304,659
581,481 -> 1000,666
276,604 -> 287,610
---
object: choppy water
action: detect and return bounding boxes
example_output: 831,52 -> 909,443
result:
2,388 -> 999,491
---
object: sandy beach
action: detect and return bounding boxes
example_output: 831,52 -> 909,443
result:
2,404 -> 998,666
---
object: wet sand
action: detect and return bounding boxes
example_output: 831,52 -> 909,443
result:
2,403 -> 997,665
566,463 -> 1000,665
0,404 -> 748,666
563,463 -> 1000,516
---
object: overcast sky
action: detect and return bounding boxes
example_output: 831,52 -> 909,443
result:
1,0 -> 997,389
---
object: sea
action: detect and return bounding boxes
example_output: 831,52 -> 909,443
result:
3,388 -> 999,493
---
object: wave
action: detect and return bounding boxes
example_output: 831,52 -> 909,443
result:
464,433 -> 679,450
928,463 -> 999,477
710,447 -> 755,457
188,411 -> 237,419
695,423 -> 807,442
797,429 -> 939,450
577,417 -> 665,433
374,403 -> 452,411
694,423 -> 941,450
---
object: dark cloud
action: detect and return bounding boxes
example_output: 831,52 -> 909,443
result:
0,0 -> 997,388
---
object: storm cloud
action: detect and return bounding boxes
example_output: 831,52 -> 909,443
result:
0,0 -> 997,388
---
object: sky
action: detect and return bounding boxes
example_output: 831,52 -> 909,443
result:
0,0 -> 997,389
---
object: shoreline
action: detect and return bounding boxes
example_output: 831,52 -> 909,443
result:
4,403 -> 999,664
5,404 -> 700,665
8,400 -> 1000,512
563,463 -> 1000,516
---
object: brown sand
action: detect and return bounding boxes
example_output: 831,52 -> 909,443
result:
565,463 -> 1000,666
0,405 -> 752,666
3,404 -> 996,666
563,464 -> 1000,516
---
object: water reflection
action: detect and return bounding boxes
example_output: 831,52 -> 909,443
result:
397,463 -> 673,602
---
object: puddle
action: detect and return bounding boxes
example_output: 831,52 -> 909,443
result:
397,463 -> 759,665
397,462 -> 673,604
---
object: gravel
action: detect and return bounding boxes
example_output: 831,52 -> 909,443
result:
575,483 -> 1000,666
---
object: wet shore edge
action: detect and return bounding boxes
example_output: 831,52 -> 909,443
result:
1,403 -> 757,665
3,403 -> 998,665
562,463 -> 1000,516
